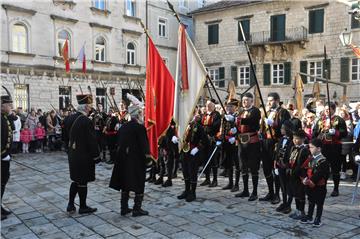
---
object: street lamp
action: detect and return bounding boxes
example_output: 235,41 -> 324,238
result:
339,29 -> 352,46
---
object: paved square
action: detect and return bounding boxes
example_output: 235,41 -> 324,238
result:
1,152 -> 360,239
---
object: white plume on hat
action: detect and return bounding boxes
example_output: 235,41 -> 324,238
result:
126,93 -> 143,118
126,93 -> 144,107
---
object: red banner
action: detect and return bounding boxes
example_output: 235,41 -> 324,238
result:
62,39 -> 70,73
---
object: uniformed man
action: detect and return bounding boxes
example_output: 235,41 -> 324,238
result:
260,92 -> 291,203
64,94 -> 100,214
221,99 -> 240,192
93,103 -> 107,162
200,100 -> 221,187
109,104 -> 151,217
1,87 -> 13,221
234,93 -> 261,201
313,102 -> 347,196
105,109 -> 120,164
177,114 -> 209,202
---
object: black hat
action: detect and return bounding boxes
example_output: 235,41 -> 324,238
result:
293,129 -> 306,139
226,98 -> 239,107
76,94 -> 93,105
1,86 -> 13,104
242,92 -> 253,99
281,120 -> 294,131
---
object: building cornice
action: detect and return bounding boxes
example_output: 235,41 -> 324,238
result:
91,60 -> 112,66
304,2 -> 329,10
89,22 -> 113,31
1,4 -> 36,15
234,15 -> 254,20
205,19 -> 222,25
123,14 -> 142,22
155,44 -> 177,51
122,29 -> 142,36
50,14 -> 78,24
89,7 -> 111,16
6,51 -> 36,57
204,62 -> 222,67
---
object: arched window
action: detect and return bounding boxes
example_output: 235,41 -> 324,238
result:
12,23 -> 28,53
95,37 -> 106,62
57,30 -> 71,57
127,42 -> 135,65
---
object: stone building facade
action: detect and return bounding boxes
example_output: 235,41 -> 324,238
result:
1,0 -> 147,112
191,0 -> 360,104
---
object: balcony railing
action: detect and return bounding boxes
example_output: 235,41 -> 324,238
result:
249,26 -> 308,45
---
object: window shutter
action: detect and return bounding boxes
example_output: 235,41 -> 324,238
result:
284,62 -> 291,85
322,59 -> 331,79
300,61 -> 308,84
340,57 -> 350,82
250,64 -> 256,87
208,24 -> 219,45
263,64 -> 271,86
316,9 -> 324,33
219,67 -> 225,88
238,20 -> 250,42
231,66 -> 238,86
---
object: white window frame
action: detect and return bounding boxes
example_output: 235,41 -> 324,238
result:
95,37 -> 106,62
158,17 -> 167,38
238,66 -> 250,86
57,30 -> 71,57
14,84 -> 29,111
125,0 -> 136,17
308,60 -> 323,83
351,58 -> 360,81
209,68 -> 220,87
59,86 -> 71,110
271,63 -> 284,85
12,23 -> 28,53
127,42 -> 136,65
93,0 -> 106,10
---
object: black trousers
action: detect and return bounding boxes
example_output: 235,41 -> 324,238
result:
240,142 -> 261,176
96,130 -> 106,153
1,160 -> 10,201
322,144 -> 341,190
223,144 -> 239,171
261,139 -> 275,178
306,185 -> 327,219
182,153 -> 200,183
107,135 -> 117,161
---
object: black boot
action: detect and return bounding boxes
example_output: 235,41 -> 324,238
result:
66,182 -> 77,213
259,176 -> 274,201
132,194 -> 149,217
1,184 -> 11,216
200,170 -> 211,186
248,175 -> 258,201
78,185 -> 97,214
235,174 -> 249,197
121,191 -> 132,216
331,174 -> 340,197
222,169 -> 233,190
178,180 -> 190,199
162,179 -> 172,187
209,168 -> 218,187
154,177 -> 163,185
186,182 -> 197,202
231,170 -> 240,192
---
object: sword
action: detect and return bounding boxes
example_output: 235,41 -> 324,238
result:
197,146 -> 219,181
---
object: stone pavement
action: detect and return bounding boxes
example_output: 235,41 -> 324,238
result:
1,152 -> 360,239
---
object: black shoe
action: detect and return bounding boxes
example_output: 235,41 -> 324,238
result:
66,204 -> 76,214
276,203 -> 286,212
330,190 -> 339,197
162,180 -> 172,187
231,185 -> 239,192
154,178 -> 163,185
132,208 -> 149,217
248,194 -> 258,201
200,179 -> 210,186
121,208 -> 132,216
259,193 -> 273,202
281,205 -> 291,214
300,215 -> 313,224
209,180 -> 218,187
271,195 -> 281,204
1,207 -> 11,216
222,183 -> 233,190
78,206 -> 97,214
177,191 -> 188,200
235,191 -> 249,198
1,214 -> 7,221
186,192 -> 196,202
313,217 -> 322,227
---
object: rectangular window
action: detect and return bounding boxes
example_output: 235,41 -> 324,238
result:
12,24 -> 27,53
238,19 -> 250,42
96,88 -> 106,109
309,9 -> 324,34
238,66 -> 250,86
270,14 -> 286,42
208,24 -> 219,45
59,86 -> 71,110
93,0 -> 105,10
352,15 -> 360,29
308,61 -> 323,83
126,0 -> 135,16
272,64 -> 284,85
14,84 -> 29,112
209,68 -> 220,87
352,58 -> 360,81
95,44 -> 105,62
158,18 -> 167,38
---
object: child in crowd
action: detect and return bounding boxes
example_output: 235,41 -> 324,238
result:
20,124 -> 32,153
34,122 -> 46,152
301,138 -> 330,227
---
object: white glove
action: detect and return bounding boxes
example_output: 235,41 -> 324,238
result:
216,141 -> 222,146
171,136 -> 178,144
228,137 -> 236,144
190,147 -> 199,156
230,127 -> 237,135
328,128 -> 335,135
225,114 -> 235,122
274,168 -> 279,176
302,177 -> 308,185
355,155 -> 360,163
265,118 -> 274,126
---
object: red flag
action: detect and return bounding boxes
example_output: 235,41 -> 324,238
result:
62,39 -> 70,73
350,44 -> 360,58
145,37 -> 175,160
180,25 -> 189,91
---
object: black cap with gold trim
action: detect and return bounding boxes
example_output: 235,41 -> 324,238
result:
76,94 -> 93,105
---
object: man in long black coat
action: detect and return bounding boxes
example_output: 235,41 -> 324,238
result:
63,94 -> 100,214
109,104 -> 151,217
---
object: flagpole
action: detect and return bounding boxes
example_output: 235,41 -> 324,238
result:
323,45 -> 332,129
238,21 -> 274,141
166,0 -> 227,114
